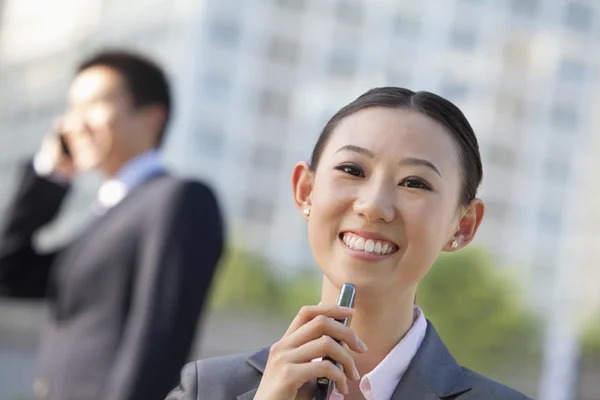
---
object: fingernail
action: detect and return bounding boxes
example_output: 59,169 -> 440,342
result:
353,366 -> 360,381
338,306 -> 354,312
357,338 -> 368,351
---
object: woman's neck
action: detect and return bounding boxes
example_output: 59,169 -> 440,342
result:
320,279 -> 417,376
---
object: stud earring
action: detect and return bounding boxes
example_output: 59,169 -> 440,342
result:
304,208 -> 311,217
451,239 -> 459,249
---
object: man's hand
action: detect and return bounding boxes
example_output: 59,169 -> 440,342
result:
34,118 -> 76,181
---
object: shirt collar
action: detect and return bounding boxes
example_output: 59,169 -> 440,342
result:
357,306 -> 427,400
96,150 -> 165,210
112,149 -> 164,190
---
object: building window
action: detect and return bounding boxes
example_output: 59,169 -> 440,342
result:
194,125 -> 225,156
551,104 -> 579,131
201,72 -> 230,104
208,19 -> 241,48
449,27 -> 477,52
488,143 -> 516,169
386,69 -> 411,87
335,0 -> 364,26
564,2 -> 592,33
558,59 -> 586,83
392,13 -> 420,39
266,36 -> 300,65
510,0 -> 538,17
275,0 -> 305,11
439,79 -> 469,100
502,40 -> 530,71
328,49 -> 356,78
250,144 -> 282,170
257,88 -> 290,118
495,93 -> 525,124
538,210 -> 563,234
544,157 -> 571,184
243,197 -> 274,224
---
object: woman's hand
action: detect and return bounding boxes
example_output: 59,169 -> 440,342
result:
254,304 -> 368,400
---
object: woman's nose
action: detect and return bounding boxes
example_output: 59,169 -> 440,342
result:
352,182 -> 395,223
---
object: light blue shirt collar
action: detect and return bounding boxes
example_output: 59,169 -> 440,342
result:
113,149 -> 165,192
94,150 -> 166,212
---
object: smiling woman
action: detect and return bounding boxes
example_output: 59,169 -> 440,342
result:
167,88 -> 530,400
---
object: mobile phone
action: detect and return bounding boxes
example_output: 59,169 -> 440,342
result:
315,283 -> 356,400
58,134 -> 71,157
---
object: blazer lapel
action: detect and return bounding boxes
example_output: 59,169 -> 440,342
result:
237,347 -> 269,400
237,388 -> 258,400
391,321 -> 472,400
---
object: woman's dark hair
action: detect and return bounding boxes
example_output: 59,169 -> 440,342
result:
309,87 -> 483,205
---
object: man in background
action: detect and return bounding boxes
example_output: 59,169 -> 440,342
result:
0,50 -> 224,400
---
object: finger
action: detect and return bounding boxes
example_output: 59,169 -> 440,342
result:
284,305 -> 354,336
288,335 -> 360,381
286,314 -> 367,353
291,361 -> 348,395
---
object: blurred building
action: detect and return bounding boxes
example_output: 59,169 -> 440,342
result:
0,0 -> 599,317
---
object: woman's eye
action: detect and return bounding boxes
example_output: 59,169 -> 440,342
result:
400,177 -> 432,190
335,164 -> 364,177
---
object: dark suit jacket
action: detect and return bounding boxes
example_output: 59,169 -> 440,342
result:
166,322 -> 532,400
0,163 -> 224,400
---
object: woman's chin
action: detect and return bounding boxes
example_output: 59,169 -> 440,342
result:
324,271 -> 388,297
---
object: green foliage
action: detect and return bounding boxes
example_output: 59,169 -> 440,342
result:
278,271 -> 322,317
208,247 -> 284,312
417,247 -> 540,374
582,316 -> 600,355
207,246 -> 321,315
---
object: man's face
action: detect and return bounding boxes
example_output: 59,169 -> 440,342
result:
62,66 -> 143,174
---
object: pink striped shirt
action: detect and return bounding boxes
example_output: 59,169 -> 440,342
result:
328,306 -> 427,400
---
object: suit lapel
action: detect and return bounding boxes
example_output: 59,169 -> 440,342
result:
391,321 -> 471,399
240,322 -> 471,400
236,348 -> 269,400
237,388 -> 258,400
390,366 -> 440,400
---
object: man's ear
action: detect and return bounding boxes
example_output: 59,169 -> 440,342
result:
139,104 -> 167,146
292,161 -> 314,220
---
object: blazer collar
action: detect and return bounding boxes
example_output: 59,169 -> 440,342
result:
390,321 -> 471,399
241,321 -> 471,400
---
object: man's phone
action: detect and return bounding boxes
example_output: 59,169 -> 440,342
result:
58,134 -> 71,157
315,283 -> 356,400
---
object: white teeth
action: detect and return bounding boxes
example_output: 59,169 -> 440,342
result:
354,237 -> 365,251
374,242 -> 382,254
349,235 -> 357,248
341,233 -> 396,255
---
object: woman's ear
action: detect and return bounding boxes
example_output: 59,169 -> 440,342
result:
444,198 -> 485,252
292,161 -> 314,220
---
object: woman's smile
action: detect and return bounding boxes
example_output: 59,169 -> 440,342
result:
338,230 -> 399,261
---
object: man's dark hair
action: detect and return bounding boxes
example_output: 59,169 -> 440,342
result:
77,50 -> 172,147
310,87 -> 483,206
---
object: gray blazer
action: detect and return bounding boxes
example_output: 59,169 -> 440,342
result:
167,322 -> 532,400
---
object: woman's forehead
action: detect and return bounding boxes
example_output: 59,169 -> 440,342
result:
323,107 -> 461,168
